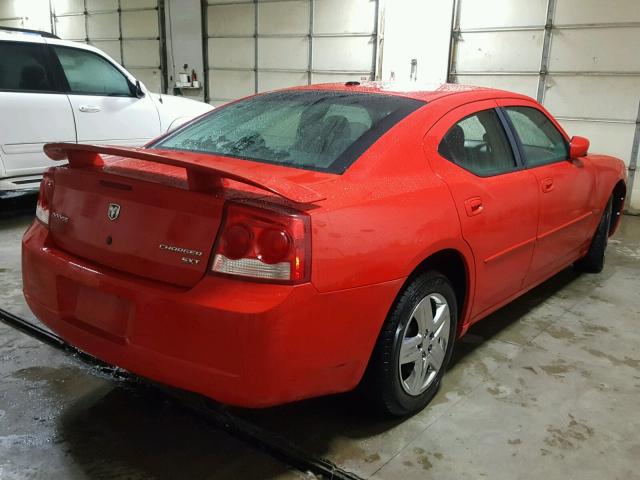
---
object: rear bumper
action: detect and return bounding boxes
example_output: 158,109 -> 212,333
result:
22,221 -> 402,407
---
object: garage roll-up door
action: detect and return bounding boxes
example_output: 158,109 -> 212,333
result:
204,0 -> 379,107
50,0 -> 166,93
0,0 -> 52,31
449,0 -> 640,211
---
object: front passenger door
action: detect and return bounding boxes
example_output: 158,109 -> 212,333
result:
426,101 -> 539,320
50,44 -> 160,146
499,103 -> 596,285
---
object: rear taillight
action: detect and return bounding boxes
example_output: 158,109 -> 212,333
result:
35,169 -> 55,226
211,202 -> 311,284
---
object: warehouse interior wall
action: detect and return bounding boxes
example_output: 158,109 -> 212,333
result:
164,0 -> 205,102
2,0 -> 638,210
202,0 -> 380,106
380,0 -> 453,84
0,0 -> 50,32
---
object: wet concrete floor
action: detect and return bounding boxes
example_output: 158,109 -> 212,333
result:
1,200 -> 639,479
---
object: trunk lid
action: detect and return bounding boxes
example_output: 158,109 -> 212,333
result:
49,167 -> 222,287
44,143 -> 328,288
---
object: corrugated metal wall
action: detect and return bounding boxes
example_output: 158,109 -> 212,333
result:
203,0 -> 380,106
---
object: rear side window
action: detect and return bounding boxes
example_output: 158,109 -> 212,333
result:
438,109 -> 516,176
153,91 -> 424,174
0,42 -> 55,92
53,46 -> 132,96
504,106 -> 568,167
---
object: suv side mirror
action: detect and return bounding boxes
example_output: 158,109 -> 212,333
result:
569,136 -> 589,159
135,80 -> 145,98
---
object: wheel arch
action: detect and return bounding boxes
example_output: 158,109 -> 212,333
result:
358,247 -> 474,410
403,248 -> 473,337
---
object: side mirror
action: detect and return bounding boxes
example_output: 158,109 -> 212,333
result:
135,80 -> 145,98
569,136 -> 589,159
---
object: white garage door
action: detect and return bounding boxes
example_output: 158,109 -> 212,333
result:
204,0 -> 379,107
50,0 -> 165,92
449,0 -> 640,211
0,0 -> 52,32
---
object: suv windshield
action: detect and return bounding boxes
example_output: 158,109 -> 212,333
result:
153,90 -> 424,174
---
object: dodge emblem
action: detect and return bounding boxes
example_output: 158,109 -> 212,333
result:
107,203 -> 121,221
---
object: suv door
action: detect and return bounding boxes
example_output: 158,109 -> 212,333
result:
426,101 -> 539,320
498,101 -> 596,285
0,40 -> 75,187
49,44 -> 160,146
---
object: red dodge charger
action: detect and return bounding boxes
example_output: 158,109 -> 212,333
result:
22,83 -> 627,415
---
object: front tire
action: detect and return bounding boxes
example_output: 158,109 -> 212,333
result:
364,271 -> 458,417
575,196 -> 613,273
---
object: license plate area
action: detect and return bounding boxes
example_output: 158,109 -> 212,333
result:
58,277 -> 131,343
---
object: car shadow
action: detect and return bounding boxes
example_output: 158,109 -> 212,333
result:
449,266 -> 584,366
56,381 -> 293,480
0,192 -> 37,218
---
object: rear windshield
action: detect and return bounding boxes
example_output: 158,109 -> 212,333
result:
153,90 -> 424,174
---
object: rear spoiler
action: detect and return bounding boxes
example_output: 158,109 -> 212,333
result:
43,143 -> 326,204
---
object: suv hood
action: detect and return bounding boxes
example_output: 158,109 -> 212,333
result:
148,93 -> 214,133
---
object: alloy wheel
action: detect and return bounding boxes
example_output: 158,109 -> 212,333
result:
398,293 -> 451,396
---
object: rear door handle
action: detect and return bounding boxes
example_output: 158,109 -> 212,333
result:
79,105 -> 101,113
541,177 -> 554,193
464,197 -> 483,216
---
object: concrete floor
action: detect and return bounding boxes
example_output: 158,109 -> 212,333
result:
1,201 -> 639,480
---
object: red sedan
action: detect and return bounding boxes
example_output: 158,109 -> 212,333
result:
22,83 -> 627,416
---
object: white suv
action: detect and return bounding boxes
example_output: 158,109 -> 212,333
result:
0,27 -> 213,197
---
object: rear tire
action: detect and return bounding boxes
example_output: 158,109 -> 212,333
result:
363,271 -> 458,417
575,196 -> 613,273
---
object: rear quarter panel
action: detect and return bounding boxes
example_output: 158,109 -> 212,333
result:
309,105 -> 472,295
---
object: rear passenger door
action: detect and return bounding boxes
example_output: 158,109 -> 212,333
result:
426,101 -> 539,320
0,40 -> 76,182
498,102 -> 596,285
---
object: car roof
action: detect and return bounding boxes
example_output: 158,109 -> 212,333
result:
288,81 -> 534,104
0,29 -> 46,43
0,28 -> 117,57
